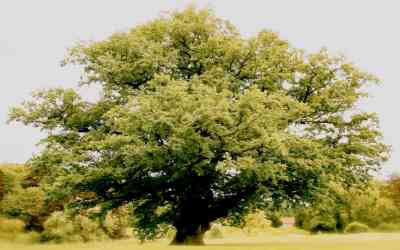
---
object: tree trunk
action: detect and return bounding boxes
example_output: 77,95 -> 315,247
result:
170,223 -> 210,245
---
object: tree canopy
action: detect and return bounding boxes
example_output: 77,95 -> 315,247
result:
9,7 -> 388,245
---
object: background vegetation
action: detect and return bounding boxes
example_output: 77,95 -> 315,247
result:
1,163 -> 400,244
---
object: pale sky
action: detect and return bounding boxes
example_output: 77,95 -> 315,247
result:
0,1 -> 399,176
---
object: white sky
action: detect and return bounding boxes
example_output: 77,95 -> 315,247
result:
0,0 -> 398,176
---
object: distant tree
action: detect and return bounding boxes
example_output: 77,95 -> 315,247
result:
9,7 -> 388,245
0,165 -> 23,200
0,186 -> 46,231
295,181 -> 399,232
0,165 -> 58,232
0,169 -> 7,201
386,175 -> 400,207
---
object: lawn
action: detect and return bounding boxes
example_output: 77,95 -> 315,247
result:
2,233 -> 400,250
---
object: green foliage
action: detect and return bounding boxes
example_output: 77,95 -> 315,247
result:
344,222 -> 370,233
8,6 -> 388,244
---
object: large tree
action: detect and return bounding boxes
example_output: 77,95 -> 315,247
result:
9,7 -> 388,245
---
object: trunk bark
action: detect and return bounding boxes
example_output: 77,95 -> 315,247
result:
170,223 -> 210,245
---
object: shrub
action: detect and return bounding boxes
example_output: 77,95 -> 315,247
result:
242,211 -> 271,235
308,216 -> 337,233
295,207 -> 337,233
73,214 -> 108,242
294,210 -> 307,228
269,213 -> 283,228
0,218 -> 25,234
41,212 -> 77,243
164,226 -> 177,239
334,211 -> 350,232
0,218 -> 25,240
344,222 -> 370,233
206,224 -> 223,239
244,211 -> 270,230
103,206 -> 130,239
376,223 -> 400,232
41,211 -> 107,243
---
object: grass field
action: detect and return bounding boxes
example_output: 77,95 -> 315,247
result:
2,232 -> 400,250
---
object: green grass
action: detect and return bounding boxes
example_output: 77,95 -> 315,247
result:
2,232 -> 400,250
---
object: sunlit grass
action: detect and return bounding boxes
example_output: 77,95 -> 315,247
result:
2,232 -> 400,250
